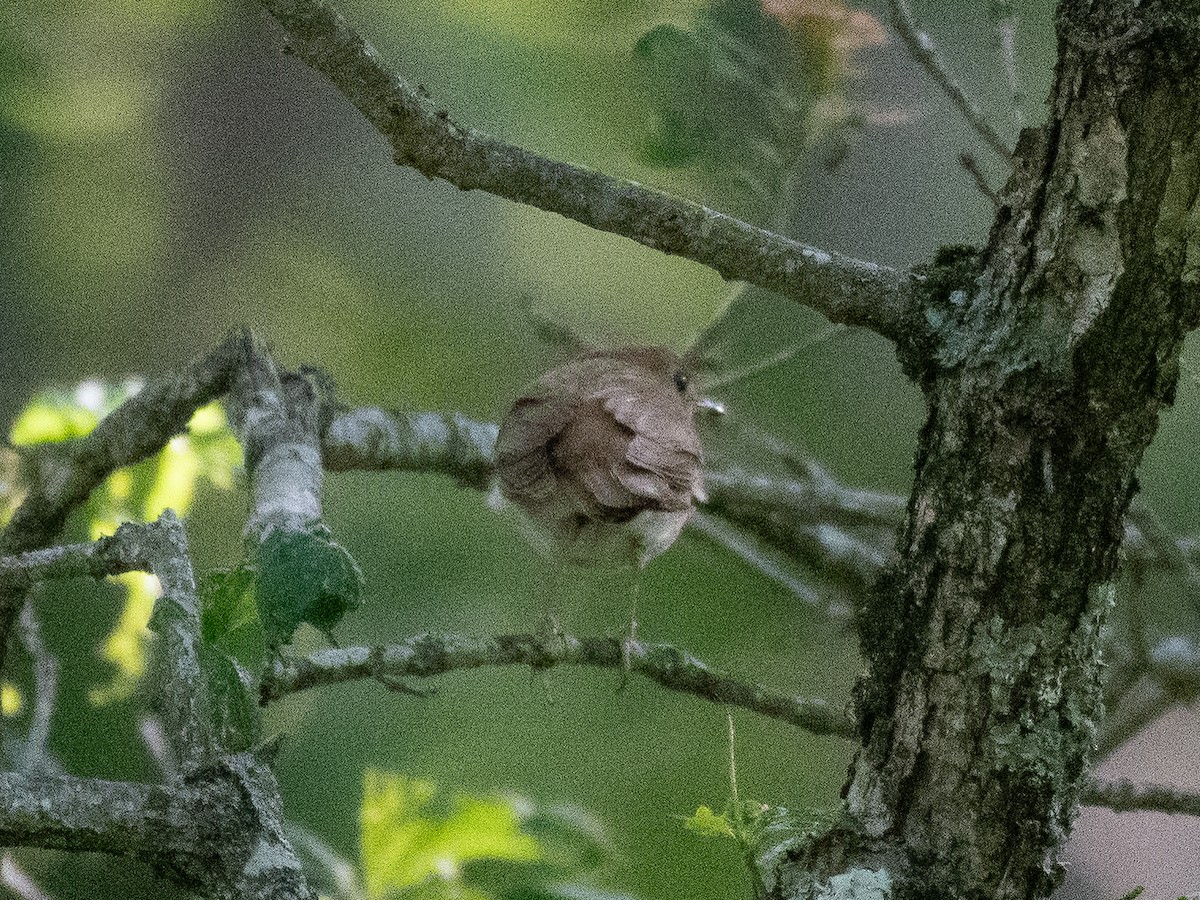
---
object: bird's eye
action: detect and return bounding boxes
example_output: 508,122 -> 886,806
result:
673,371 -> 689,393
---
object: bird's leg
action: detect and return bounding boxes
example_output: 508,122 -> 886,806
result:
619,560 -> 643,691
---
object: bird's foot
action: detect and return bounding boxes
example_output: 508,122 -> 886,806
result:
618,619 -> 639,692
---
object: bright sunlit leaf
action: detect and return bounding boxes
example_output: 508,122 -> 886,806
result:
143,436 -> 201,521
0,385 -> 246,707
0,681 -> 24,717
360,770 -> 541,900
89,572 -> 160,706
9,402 -> 98,446
683,805 -> 736,839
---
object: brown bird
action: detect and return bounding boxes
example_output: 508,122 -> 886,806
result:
496,346 -> 705,659
496,345 -> 705,566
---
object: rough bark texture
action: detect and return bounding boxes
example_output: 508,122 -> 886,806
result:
778,3 -> 1200,898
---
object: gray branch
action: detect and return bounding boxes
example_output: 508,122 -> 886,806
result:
0,771 -> 176,856
3,515 -> 217,768
1083,776 -> 1200,818
228,334 -> 326,542
14,604 -> 58,773
0,518 -> 314,898
260,632 -> 857,740
322,407 -> 497,490
254,0 -> 917,343
0,763 -> 312,900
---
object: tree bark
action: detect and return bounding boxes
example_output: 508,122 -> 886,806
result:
778,3 -> 1200,897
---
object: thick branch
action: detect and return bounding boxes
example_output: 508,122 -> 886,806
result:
0,761 -> 314,900
256,0 -> 916,342
230,333 -> 326,540
261,632 -> 856,740
0,771 -> 177,856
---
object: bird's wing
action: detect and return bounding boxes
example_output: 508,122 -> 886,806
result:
599,385 -> 703,506
495,392 -> 575,505
550,398 -> 657,520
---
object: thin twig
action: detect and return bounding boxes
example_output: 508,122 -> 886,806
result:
261,633 -> 857,740
959,152 -> 1000,206
689,510 -> 824,609
15,603 -> 58,772
1,852 -> 54,900
1126,502 -> 1200,617
989,0 -> 1026,130
1083,776 -> 1200,817
257,0 -> 919,342
888,0 -> 1013,161
698,324 -> 849,394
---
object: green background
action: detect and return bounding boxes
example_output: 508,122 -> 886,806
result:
3,0 -> 1196,898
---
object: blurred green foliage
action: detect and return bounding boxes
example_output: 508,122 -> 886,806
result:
7,385 -> 240,704
358,770 -> 629,900
634,0 -> 882,223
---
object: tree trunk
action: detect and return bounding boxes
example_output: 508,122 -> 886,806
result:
780,2 -> 1200,897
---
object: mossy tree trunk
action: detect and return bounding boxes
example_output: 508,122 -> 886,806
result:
779,2 -> 1200,898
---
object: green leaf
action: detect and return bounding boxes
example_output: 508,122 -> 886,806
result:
683,805 -> 736,839
88,570 -> 159,706
632,0 -> 869,219
200,567 -> 260,646
254,528 -> 364,647
360,771 -> 541,900
198,642 -> 261,752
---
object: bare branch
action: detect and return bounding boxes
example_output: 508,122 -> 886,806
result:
1,853 -> 53,900
260,632 -> 857,740
15,604 -> 57,773
2,516 -> 216,767
959,152 -> 1000,206
0,333 -> 243,558
256,0 -> 918,342
689,510 -> 824,609
322,408 -> 497,489
888,0 -> 1013,161
0,763 -> 315,900
1084,776 -> 1200,817
1126,503 -> 1200,616
0,771 -> 176,857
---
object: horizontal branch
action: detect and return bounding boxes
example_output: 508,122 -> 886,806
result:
0,771 -> 179,857
261,632 -> 856,739
322,407 -> 497,489
1083,776 -> 1200,818
257,0 -> 917,343
0,760 -> 314,900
